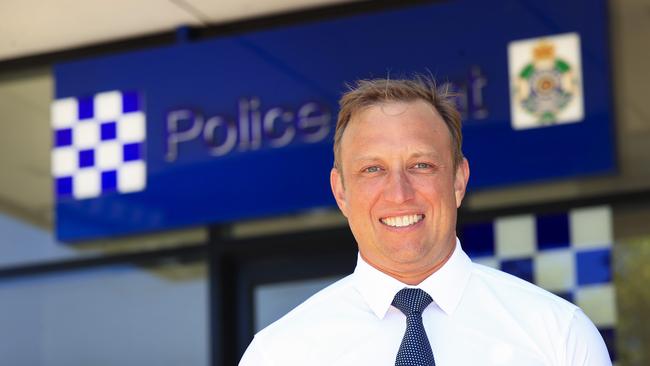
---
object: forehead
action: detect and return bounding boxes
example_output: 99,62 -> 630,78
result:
341,100 -> 450,154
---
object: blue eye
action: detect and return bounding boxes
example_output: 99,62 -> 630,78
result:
414,162 -> 431,169
364,166 -> 381,173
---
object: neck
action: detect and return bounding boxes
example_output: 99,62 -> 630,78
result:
362,245 -> 455,285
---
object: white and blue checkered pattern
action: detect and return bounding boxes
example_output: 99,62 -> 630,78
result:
460,205 -> 617,361
51,90 -> 146,200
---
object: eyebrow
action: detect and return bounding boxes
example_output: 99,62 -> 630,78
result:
352,155 -> 381,163
409,151 -> 440,159
352,151 -> 441,163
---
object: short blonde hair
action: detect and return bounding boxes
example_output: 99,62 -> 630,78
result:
334,76 -> 463,171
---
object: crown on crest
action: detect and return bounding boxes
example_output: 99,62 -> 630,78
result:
533,41 -> 555,60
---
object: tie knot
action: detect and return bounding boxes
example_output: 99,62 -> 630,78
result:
392,288 -> 433,316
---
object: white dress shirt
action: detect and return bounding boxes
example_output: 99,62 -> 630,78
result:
239,239 -> 611,365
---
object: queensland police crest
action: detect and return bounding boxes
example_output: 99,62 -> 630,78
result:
508,33 -> 585,130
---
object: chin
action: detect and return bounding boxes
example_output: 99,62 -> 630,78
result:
383,245 -> 431,265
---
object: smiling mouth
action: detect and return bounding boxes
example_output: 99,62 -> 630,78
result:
380,214 -> 424,228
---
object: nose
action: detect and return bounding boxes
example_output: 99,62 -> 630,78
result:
383,169 -> 415,204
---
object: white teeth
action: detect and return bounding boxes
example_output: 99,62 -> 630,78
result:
380,214 -> 424,228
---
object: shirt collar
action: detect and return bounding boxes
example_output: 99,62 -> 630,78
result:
353,238 -> 472,319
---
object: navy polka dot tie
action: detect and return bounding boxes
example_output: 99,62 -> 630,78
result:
392,288 -> 436,366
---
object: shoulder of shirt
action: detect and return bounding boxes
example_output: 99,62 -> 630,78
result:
254,273 -> 358,340
469,261 -> 579,313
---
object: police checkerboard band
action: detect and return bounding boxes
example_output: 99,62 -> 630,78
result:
51,90 -> 146,200
460,205 -> 617,362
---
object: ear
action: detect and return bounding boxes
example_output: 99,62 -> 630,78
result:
330,167 -> 349,217
454,158 -> 470,208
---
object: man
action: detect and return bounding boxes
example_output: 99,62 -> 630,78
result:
239,77 -> 611,365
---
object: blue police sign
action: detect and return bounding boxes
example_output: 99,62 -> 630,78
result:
53,0 -> 615,241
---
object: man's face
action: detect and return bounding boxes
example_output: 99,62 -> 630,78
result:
331,100 -> 469,278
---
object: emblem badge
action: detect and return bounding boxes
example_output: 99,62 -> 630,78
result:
508,33 -> 584,130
